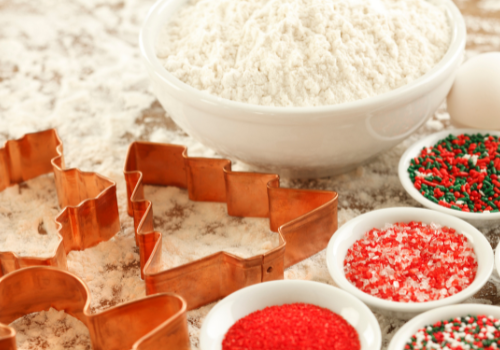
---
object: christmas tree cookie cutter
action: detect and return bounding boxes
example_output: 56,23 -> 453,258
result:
124,141 -> 339,310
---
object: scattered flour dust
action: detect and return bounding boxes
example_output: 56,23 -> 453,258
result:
144,185 -> 278,269
0,174 -> 60,258
67,233 -> 146,312
9,308 -> 92,350
478,0 -> 500,12
157,0 -> 451,107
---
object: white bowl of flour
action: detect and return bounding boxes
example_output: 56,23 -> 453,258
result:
139,0 -> 466,178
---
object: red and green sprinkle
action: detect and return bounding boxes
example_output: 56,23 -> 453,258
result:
406,315 -> 500,350
408,133 -> 500,213
222,303 -> 360,350
344,222 -> 477,302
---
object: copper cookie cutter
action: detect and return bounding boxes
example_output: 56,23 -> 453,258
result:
0,130 -> 190,349
0,129 -> 338,349
0,267 -> 189,350
0,129 -> 120,276
124,141 -> 339,310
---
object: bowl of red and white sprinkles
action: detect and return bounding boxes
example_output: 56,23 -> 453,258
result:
199,280 -> 382,350
399,129 -> 500,224
388,304 -> 500,350
326,208 -> 493,319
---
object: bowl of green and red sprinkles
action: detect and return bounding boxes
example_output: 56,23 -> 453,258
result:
199,280 -> 382,350
326,208 -> 494,320
388,304 -> 500,350
399,129 -> 500,223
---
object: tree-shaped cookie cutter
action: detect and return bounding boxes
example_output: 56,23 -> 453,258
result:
124,141 -> 338,310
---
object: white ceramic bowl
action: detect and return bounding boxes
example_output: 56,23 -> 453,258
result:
399,129 -> 500,225
139,0 -> 466,178
388,304 -> 500,350
495,240 -> 500,276
326,207 -> 494,319
199,280 -> 382,350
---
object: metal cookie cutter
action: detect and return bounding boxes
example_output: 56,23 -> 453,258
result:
0,267 -> 189,350
124,141 -> 339,310
0,129 -> 120,276
0,130 -> 190,350
0,129 -> 337,350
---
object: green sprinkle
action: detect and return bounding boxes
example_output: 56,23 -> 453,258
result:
407,133 -> 500,214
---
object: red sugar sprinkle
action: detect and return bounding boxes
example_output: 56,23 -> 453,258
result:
222,303 -> 360,350
344,222 -> 478,302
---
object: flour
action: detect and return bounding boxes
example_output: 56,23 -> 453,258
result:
10,308 -> 91,350
478,0 -> 500,12
145,185 -> 278,269
157,0 -> 451,107
0,175 -> 60,258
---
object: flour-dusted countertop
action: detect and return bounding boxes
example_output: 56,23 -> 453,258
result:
1,0 -> 500,349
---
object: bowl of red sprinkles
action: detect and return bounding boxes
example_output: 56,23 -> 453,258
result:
326,208 -> 493,319
399,129 -> 500,223
388,304 -> 500,350
199,280 -> 382,350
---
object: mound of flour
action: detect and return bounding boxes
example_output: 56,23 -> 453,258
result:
156,0 -> 451,107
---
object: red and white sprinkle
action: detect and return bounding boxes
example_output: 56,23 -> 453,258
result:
344,222 -> 478,302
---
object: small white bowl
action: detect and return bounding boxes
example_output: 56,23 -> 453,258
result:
399,129 -> 500,225
388,304 -> 500,350
495,240 -> 500,276
199,280 -> 382,350
326,207 -> 494,319
139,0 -> 465,178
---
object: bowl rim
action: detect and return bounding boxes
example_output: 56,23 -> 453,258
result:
199,279 -> 382,350
495,240 -> 500,276
387,304 -> 500,350
326,207 -> 494,313
139,0 -> 466,120
398,129 -> 500,221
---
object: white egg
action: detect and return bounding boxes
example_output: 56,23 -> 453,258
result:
447,52 -> 500,129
